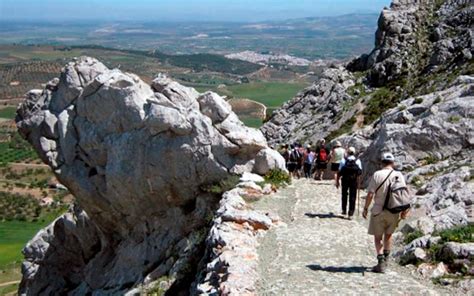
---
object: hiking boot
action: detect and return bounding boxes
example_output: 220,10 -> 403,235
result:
384,250 -> 391,262
372,255 -> 387,273
347,215 -> 353,220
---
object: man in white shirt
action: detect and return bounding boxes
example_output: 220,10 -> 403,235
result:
362,153 -> 409,273
336,147 -> 362,219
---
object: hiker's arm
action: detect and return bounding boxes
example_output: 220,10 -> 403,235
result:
362,192 -> 374,219
400,208 -> 410,219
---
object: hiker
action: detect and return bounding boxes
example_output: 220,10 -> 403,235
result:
314,139 -> 329,180
303,145 -> 315,178
287,144 -> 302,178
336,147 -> 362,220
329,141 -> 346,182
296,144 -> 305,178
280,144 -> 290,169
362,153 -> 410,273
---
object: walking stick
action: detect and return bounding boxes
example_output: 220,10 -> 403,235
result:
357,176 -> 361,217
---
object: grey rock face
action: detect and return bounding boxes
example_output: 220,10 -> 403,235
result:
439,242 -> 474,262
16,56 -> 282,294
262,0 -> 473,146
354,77 -> 473,232
261,66 -> 357,145
195,186 -> 277,295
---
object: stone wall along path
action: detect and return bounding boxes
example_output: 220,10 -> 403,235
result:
254,179 -> 450,296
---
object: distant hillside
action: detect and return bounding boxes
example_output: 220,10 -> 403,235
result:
0,13 -> 379,59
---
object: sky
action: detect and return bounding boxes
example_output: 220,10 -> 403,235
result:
0,0 -> 391,22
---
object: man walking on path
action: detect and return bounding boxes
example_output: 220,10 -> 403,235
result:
362,153 -> 409,273
336,147 -> 362,219
329,141 -> 346,182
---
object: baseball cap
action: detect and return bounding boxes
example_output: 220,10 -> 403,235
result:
348,147 -> 356,154
335,141 -> 342,147
382,152 -> 395,162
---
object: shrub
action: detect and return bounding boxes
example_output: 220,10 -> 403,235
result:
264,169 -> 291,188
404,230 -> 424,244
433,96 -> 442,104
413,98 -> 424,105
448,115 -> 461,123
363,87 -> 398,124
423,155 -> 438,165
201,175 -> 241,194
434,225 -> 473,244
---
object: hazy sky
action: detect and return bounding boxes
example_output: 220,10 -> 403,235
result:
0,0 -> 391,22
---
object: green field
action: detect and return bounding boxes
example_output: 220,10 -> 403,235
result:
224,82 -> 305,108
0,107 -> 16,119
214,82 -> 307,126
0,209 -> 65,268
240,116 -> 264,128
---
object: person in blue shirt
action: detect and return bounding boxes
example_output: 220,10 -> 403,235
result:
336,147 -> 362,219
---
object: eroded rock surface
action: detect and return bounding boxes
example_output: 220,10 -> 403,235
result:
16,57 -> 284,295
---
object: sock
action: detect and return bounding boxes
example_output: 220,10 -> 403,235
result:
383,250 -> 390,258
377,254 -> 385,263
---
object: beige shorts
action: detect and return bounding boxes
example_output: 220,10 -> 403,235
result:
368,210 -> 400,236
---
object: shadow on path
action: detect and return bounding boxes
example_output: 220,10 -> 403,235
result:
307,264 -> 367,274
305,212 -> 346,219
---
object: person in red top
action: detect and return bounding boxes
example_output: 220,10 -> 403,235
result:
314,139 -> 329,180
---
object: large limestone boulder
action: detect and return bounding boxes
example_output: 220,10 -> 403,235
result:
16,57 -> 282,295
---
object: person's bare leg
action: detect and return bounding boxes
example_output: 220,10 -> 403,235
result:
383,233 -> 393,255
374,235 -> 384,255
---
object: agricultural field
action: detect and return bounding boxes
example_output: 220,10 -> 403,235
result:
0,105 -> 71,293
203,82 -> 308,127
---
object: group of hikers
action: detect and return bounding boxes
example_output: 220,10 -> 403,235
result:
279,139 -> 411,273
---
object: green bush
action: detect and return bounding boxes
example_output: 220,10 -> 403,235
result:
435,225 -> 473,244
448,115 -> 461,123
264,169 -> 291,188
201,175 -> 241,194
413,98 -> 424,105
423,155 -> 438,165
404,230 -> 424,244
363,87 -> 398,124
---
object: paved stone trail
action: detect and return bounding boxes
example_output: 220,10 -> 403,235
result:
254,179 -> 450,296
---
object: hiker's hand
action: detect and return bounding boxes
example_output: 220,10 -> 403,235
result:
335,180 -> 339,189
400,209 -> 410,220
362,208 -> 368,219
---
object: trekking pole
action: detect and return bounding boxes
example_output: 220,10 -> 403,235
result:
357,176 -> 360,217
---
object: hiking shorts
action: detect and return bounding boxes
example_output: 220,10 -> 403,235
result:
331,162 -> 340,172
316,162 -> 327,170
368,210 -> 400,236
287,162 -> 297,172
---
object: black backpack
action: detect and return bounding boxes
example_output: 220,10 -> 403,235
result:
340,158 -> 362,180
289,149 -> 301,163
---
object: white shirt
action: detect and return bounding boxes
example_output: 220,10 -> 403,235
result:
338,156 -> 362,171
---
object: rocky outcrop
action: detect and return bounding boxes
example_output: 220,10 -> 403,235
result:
261,66 -> 358,145
16,57 -> 285,295
195,179 -> 278,295
261,0 -> 473,146
337,76 -> 473,232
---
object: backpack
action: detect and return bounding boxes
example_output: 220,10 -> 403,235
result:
340,158 -> 362,180
305,152 -> 315,164
376,171 -> 413,214
384,175 -> 413,213
289,149 -> 301,163
317,148 -> 328,163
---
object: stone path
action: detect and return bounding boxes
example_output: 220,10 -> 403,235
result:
254,179 -> 450,296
